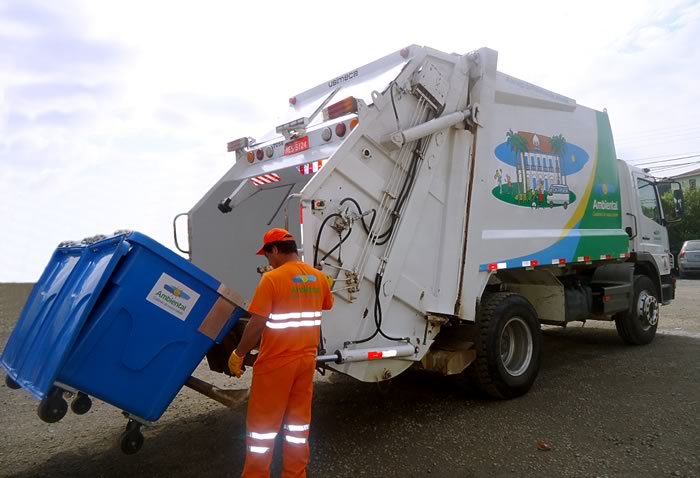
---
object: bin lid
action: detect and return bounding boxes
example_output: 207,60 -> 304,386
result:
125,231 -> 222,291
0,235 -> 131,399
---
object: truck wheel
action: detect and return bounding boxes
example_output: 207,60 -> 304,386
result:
470,293 -> 542,399
614,275 -> 658,345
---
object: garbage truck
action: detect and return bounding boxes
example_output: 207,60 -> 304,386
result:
177,45 -> 683,399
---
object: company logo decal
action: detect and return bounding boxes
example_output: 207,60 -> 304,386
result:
146,273 -> 200,320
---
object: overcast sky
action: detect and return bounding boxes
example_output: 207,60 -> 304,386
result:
1,0 -> 699,282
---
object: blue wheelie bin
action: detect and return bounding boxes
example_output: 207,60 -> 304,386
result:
1,231 -> 246,453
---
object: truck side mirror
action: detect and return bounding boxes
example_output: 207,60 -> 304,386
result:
672,184 -> 685,217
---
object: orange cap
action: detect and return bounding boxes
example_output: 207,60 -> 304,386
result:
256,228 -> 295,255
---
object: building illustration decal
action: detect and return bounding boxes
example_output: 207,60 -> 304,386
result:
493,130 -> 589,209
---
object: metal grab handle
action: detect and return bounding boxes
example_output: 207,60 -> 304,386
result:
173,213 -> 190,254
283,193 -> 302,230
625,212 -> 638,240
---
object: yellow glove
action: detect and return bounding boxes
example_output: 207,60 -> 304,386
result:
228,350 -> 245,378
324,274 -> 334,289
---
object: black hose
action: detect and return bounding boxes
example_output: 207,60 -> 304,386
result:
349,272 -> 406,345
390,82 -> 400,127
375,141 -> 423,246
349,275 -> 382,345
320,227 -> 352,265
314,213 -> 342,267
339,197 -> 375,235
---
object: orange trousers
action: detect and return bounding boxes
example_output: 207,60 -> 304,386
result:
241,355 -> 316,478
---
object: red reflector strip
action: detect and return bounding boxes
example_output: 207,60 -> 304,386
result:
250,174 -> 281,186
487,262 -> 507,271
551,258 -> 567,265
298,160 -> 327,175
368,351 -> 383,360
620,252 -> 630,258
600,254 -> 613,260
521,260 -> 540,268
299,205 -> 304,225
577,256 -> 592,263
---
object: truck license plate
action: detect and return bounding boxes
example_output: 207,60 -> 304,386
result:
284,136 -> 310,156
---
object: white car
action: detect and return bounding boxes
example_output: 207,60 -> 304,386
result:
547,184 -> 570,209
678,240 -> 700,278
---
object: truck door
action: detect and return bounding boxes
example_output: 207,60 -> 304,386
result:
633,174 -> 671,275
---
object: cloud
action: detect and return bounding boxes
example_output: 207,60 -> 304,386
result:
540,1 -> 700,166
0,1 -> 123,75
2,0 -> 699,282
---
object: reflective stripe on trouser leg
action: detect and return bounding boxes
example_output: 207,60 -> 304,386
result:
242,360 -> 301,478
281,356 -> 316,478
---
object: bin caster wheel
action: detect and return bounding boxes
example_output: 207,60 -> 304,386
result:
119,420 -> 144,455
71,392 -> 92,415
37,387 -> 68,423
5,375 -> 21,390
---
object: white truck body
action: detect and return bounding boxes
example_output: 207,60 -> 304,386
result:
182,45 -> 679,396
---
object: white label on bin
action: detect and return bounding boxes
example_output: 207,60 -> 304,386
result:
146,273 -> 201,321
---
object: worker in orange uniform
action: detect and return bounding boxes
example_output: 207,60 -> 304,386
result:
228,228 -> 334,478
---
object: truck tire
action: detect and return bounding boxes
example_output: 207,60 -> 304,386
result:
470,293 -> 542,399
614,275 -> 658,345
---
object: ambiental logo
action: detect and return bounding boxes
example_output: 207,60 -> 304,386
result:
146,273 -> 200,321
163,284 -> 191,300
292,274 -> 317,284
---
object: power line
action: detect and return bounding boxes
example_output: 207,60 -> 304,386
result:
647,160 -> 700,170
626,153 -> 700,166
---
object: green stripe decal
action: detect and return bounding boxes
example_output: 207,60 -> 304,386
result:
573,112 -> 629,259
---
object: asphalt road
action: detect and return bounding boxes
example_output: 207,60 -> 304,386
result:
1,281 -> 698,478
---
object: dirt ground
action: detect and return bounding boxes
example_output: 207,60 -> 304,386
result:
0,281 -> 698,478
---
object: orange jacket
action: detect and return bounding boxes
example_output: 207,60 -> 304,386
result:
248,261 -> 333,374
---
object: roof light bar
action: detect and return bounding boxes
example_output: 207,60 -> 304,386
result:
276,117 -> 307,135
323,97 -> 358,121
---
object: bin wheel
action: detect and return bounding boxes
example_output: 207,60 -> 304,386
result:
5,375 -> 21,390
70,392 -> 92,415
37,387 -> 68,423
119,421 -> 144,455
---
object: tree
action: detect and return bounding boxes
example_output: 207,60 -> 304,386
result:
661,188 -> 700,254
506,129 -> 529,193
550,134 -> 567,185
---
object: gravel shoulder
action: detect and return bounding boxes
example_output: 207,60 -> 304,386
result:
1,281 -> 698,478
